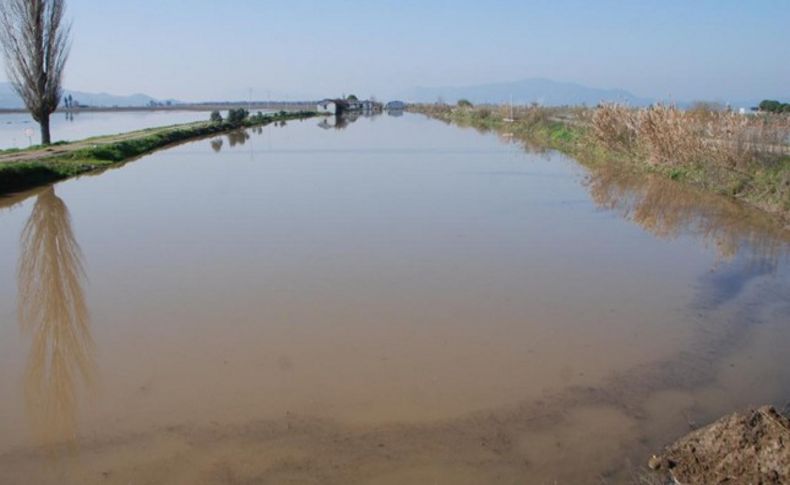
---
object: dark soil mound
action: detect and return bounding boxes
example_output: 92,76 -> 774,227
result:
649,406 -> 790,484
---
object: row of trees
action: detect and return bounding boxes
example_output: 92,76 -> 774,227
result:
758,100 -> 790,114
63,94 -> 78,109
210,108 -> 251,125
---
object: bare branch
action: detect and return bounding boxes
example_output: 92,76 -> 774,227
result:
0,0 -> 71,144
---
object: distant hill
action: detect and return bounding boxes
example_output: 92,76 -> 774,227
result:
401,78 -> 654,106
0,82 -> 177,108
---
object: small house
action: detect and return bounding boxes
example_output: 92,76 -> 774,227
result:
318,99 -> 352,115
317,99 -> 338,114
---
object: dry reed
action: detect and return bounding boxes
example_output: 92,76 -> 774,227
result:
592,103 -> 790,171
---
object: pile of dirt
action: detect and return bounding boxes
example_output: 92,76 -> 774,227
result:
649,406 -> 790,484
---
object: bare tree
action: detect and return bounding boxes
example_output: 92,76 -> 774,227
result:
0,0 -> 71,145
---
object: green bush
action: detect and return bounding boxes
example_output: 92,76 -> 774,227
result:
758,100 -> 789,114
227,108 -> 249,125
210,110 -> 223,123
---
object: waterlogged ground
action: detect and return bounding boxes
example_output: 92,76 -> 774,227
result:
0,110 -> 211,149
0,113 -> 788,484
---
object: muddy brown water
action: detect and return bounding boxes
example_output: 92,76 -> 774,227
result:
0,113 -> 788,484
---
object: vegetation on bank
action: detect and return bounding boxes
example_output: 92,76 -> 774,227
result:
0,140 -> 70,155
409,102 -> 790,221
0,110 -> 319,194
759,99 -> 790,114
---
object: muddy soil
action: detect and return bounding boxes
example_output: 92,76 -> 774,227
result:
650,406 -> 790,484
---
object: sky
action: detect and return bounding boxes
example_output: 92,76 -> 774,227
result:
1,0 -> 788,102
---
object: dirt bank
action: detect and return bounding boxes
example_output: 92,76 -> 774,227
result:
0,111 -> 320,194
649,406 -> 790,484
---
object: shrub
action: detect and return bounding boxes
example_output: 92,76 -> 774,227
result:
759,100 -> 783,113
227,108 -> 249,125
591,104 -> 640,153
210,110 -> 223,123
457,99 -> 473,108
592,103 -> 790,170
637,104 -> 707,166
516,105 -> 554,127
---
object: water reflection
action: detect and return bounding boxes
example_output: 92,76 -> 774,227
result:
317,112 -> 366,130
210,138 -> 223,152
451,111 -> 789,261
584,167 -> 788,263
17,187 -> 94,448
227,130 -> 250,147
695,255 -> 775,309
459,114 -> 790,263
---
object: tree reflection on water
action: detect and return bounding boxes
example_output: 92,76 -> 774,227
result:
583,166 -> 788,264
17,187 -> 94,449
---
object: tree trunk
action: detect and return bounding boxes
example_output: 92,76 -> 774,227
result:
39,113 -> 51,145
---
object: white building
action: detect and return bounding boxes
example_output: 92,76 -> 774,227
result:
317,99 -> 338,114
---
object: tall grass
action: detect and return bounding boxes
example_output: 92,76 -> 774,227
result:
591,103 -> 790,171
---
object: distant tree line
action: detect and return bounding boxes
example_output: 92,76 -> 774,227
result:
210,108 -> 254,125
758,100 -> 790,114
227,108 -> 249,124
63,94 -> 75,108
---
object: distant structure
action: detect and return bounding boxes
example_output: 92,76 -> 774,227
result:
386,101 -> 406,111
361,99 -> 383,113
318,97 -> 383,115
317,99 -> 342,114
346,98 -> 362,112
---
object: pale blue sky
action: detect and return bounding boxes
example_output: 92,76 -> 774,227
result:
2,0 -> 788,101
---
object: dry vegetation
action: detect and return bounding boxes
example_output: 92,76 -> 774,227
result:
590,103 -> 790,217
591,103 -> 790,170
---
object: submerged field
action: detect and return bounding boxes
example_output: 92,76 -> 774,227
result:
0,113 -> 788,484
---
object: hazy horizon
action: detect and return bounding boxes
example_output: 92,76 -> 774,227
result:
0,0 -> 788,102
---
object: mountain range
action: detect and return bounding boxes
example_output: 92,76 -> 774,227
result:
0,79 -> 772,110
0,82 -> 173,108
400,78 -> 654,106
400,78 -> 778,109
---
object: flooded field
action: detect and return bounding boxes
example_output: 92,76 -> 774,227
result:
0,113 -> 788,484
0,110 -> 212,149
